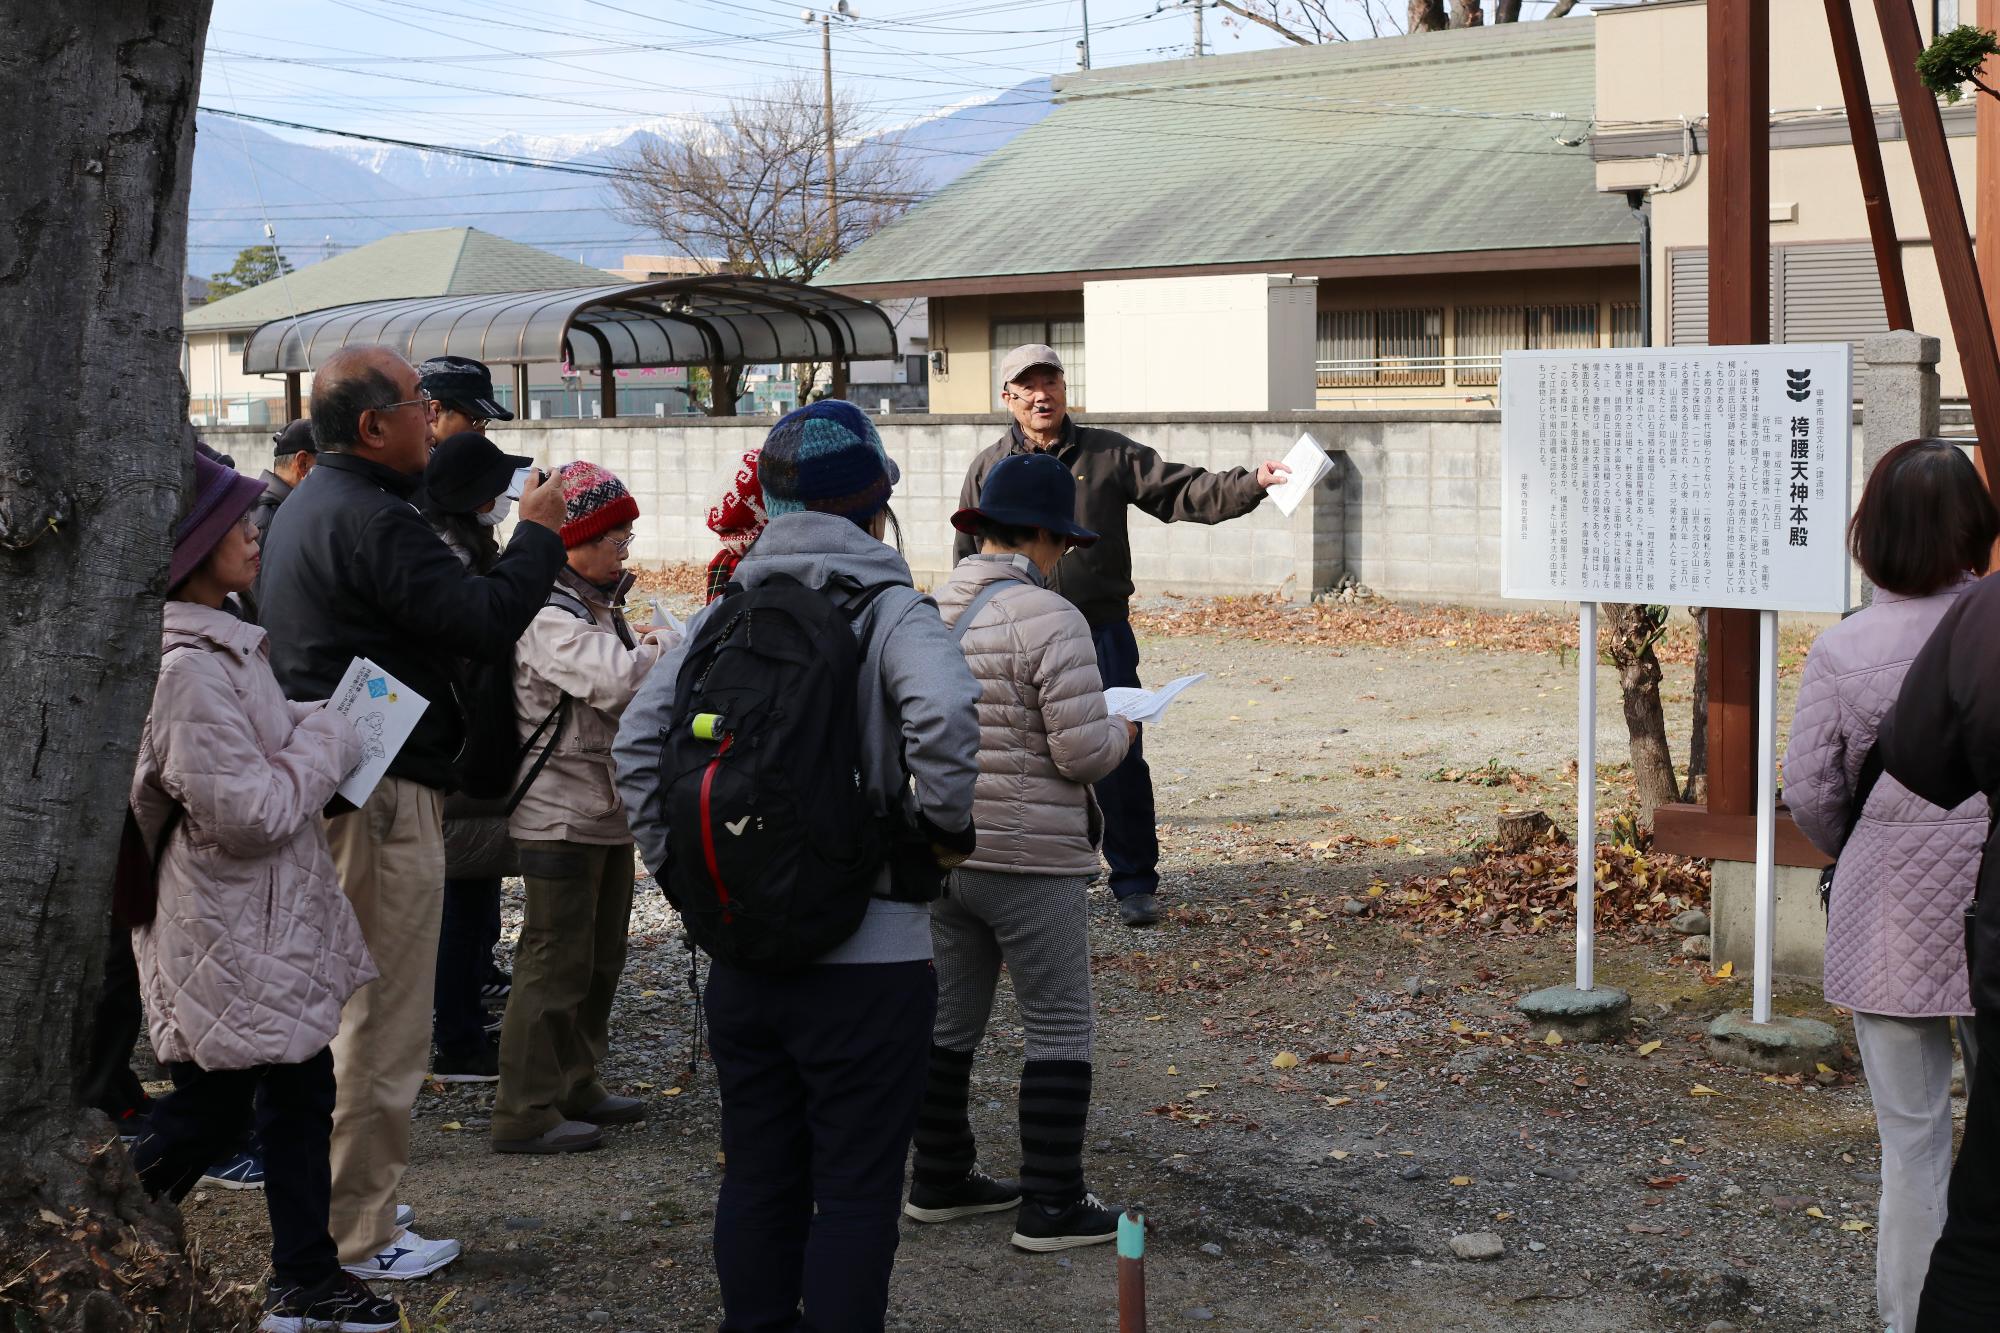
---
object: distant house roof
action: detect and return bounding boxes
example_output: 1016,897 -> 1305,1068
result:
185,228 -> 615,332
820,21 -> 1636,297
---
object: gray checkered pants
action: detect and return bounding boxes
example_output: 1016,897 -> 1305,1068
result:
931,869 -> 1094,1063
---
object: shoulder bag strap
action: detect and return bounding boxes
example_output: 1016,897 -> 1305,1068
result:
500,590 -> 593,817
951,579 -> 1014,646
1819,742 -> 1885,914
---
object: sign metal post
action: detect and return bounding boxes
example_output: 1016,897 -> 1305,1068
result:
1753,608 -> 1779,1024
1575,601 -> 1597,992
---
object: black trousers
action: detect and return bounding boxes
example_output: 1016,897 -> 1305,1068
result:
80,917 -> 148,1121
129,1048 -> 340,1289
433,874 -> 502,1057
706,959 -> 934,1333
1090,620 -> 1159,902
1918,1009 -> 2000,1329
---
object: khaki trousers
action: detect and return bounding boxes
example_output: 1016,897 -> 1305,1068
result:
492,840 -> 635,1141
325,778 -> 445,1263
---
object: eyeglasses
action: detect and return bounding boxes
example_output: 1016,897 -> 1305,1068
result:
370,398 -> 429,416
598,532 -> 635,554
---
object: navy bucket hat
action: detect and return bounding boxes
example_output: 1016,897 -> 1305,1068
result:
950,452 -> 1097,546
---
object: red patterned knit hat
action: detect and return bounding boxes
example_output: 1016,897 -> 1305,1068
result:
707,449 -> 767,557
556,460 -> 640,548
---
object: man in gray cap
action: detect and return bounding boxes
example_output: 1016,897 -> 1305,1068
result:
953,344 -> 1290,927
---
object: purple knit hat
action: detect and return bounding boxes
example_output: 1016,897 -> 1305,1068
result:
170,453 -> 265,591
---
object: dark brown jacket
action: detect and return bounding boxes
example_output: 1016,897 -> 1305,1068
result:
1879,570 -> 2000,1012
952,418 -> 1265,627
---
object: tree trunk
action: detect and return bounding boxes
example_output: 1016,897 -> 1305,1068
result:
1601,604 -> 1682,822
1493,0 -> 1525,20
703,362 -> 749,417
1409,1 -> 1449,31
1449,0 -> 1485,26
0,4 -> 248,1328
1684,607 -> 1710,803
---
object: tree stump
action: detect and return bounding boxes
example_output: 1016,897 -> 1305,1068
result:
1494,809 -> 1567,854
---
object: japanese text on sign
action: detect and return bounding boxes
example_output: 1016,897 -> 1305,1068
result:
1500,345 -> 1852,614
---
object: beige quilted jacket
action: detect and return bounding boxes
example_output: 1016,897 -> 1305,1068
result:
936,555 -> 1131,876
509,569 -> 663,845
130,602 -> 374,1070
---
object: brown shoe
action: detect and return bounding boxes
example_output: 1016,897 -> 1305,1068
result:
575,1095 -> 647,1127
492,1119 -> 604,1155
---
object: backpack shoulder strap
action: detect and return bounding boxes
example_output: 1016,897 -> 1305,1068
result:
951,579 -> 1014,645
546,584 -> 592,622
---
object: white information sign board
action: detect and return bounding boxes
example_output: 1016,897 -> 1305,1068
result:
1500,344 -> 1854,614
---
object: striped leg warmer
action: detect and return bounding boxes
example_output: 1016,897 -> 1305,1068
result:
911,1044 -> 978,1189
1018,1059 -> 1092,1205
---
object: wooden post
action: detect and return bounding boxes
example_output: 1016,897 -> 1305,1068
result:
829,358 -> 849,401
514,362 -> 531,420
1117,1210 -> 1147,1333
284,371 -> 302,423
1983,0 -> 2000,341
600,368 -> 618,419
1825,0 -> 1915,330
1704,0 -> 1769,819
1872,0 -> 2000,484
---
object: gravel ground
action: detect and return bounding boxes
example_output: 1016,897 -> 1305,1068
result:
174,614 -> 1913,1332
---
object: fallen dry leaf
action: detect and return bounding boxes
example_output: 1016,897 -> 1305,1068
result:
1713,961 -> 1734,979
1646,1175 -> 1689,1190
439,1121 -> 464,1132
1272,1051 -> 1300,1070
1637,1040 -> 1663,1057
1328,1150 -> 1350,1161
1689,1084 -> 1721,1097
1451,1176 -> 1474,1186
1839,1220 -> 1873,1232
1543,1031 -> 1563,1047
1167,1066 -> 1180,1076
1806,1207 -> 1828,1219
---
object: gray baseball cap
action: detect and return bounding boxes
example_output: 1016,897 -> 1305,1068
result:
997,343 -> 1064,387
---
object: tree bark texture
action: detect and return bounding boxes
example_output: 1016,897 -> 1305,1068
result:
1409,1 -> 1449,31
1601,604 -> 1682,822
0,5 -> 248,1329
1685,608 -> 1710,803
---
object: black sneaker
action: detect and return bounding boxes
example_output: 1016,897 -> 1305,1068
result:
259,1271 -> 401,1333
904,1168 -> 1021,1223
431,1042 -> 499,1084
481,970 -> 512,1004
1010,1192 -> 1121,1253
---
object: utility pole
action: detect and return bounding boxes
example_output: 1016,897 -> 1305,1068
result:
803,2 -> 853,244
1079,0 -> 1091,68
1155,0 -> 1207,58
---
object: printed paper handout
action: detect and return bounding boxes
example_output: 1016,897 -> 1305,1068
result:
1267,432 -> 1335,518
1104,673 -> 1208,724
329,657 -> 429,808
648,598 -> 688,647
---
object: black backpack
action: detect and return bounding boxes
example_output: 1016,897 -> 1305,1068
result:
658,574 -> 896,972
451,585 -> 589,810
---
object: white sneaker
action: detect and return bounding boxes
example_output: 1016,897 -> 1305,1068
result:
393,1203 -> 415,1231
342,1229 -> 461,1282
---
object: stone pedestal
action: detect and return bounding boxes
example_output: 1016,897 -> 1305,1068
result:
1709,860 -> 1827,978
1707,1010 -> 1843,1074
1517,984 -> 1631,1042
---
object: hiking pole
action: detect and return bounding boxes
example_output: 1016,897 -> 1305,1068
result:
1117,1209 -> 1147,1333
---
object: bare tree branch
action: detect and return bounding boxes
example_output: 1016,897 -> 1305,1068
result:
1547,0 -> 1581,16
608,77 -> 917,412
1210,0 -> 1317,46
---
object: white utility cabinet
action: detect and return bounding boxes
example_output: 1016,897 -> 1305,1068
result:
1082,273 -> 1318,412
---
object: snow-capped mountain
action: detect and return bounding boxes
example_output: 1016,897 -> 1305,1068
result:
185,79 -> 1049,280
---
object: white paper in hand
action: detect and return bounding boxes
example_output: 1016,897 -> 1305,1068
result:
647,597 -> 687,648
1267,432 -> 1335,518
1105,673 -> 1208,724
329,657 -> 430,807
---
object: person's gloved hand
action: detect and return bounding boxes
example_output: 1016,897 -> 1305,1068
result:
917,811 -> 977,870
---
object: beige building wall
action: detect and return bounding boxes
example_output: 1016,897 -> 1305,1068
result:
927,264 -> 1639,415
184,329 -> 303,426
1595,0 -> 1971,396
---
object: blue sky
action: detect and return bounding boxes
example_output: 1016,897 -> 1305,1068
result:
199,0 -> 1592,149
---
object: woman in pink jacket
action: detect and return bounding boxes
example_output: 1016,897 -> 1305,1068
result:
1783,438 -> 1998,1333
128,454 -> 395,1333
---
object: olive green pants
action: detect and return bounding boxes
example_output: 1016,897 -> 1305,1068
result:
492,840 -> 636,1142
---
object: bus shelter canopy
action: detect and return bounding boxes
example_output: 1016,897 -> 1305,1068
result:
239,274 -> 898,375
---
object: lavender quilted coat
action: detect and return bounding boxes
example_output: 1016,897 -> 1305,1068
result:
1783,580 -> 1983,1018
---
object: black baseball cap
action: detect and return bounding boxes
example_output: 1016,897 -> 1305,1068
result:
417,355 -> 515,422
272,418 -> 317,456
950,452 -> 1097,546
425,432 -> 534,514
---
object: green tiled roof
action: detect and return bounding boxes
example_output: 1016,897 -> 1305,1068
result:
185,227 -> 615,331
821,20 -> 1633,288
